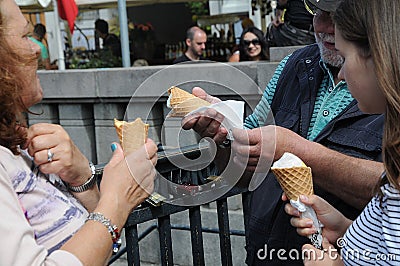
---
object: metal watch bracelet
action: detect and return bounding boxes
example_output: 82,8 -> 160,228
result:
66,162 -> 96,193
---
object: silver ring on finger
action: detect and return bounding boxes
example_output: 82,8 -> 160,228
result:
47,149 -> 54,162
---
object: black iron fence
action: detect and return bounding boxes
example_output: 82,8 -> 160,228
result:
96,144 -> 251,266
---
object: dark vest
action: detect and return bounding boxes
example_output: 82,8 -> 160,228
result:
246,44 -> 384,265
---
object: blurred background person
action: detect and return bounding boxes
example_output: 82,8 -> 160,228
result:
173,26 -> 207,64
95,19 -> 122,59
267,0 -> 315,47
29,23 -> 58,70
229,26 -> 269,62
229,17 -> 254,62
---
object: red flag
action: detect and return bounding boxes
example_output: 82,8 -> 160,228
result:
57,0 -> 78,34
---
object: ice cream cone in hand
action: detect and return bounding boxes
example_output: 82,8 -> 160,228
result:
271,152 -> 313,201
114,118 -> 149,154
271,153 -> 322,249
167,86 -> 210,117
114,117 -> 165,206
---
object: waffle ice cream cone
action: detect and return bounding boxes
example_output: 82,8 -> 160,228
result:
167,86 -> 210,117
114,118 -> 149,154
271,166 -> 313,201
114,118 -> 165,206
272,152 -> 322,249
271,152 -> 313,201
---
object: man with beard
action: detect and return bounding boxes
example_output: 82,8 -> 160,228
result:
173,26 -> 207,64
182,0 -> 384,264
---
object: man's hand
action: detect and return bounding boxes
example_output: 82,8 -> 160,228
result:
182,87 -> 228,144
231,127 -> 275,173
231,125 -> 307,172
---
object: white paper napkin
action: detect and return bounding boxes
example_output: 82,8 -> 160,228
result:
186,100 -> 245,140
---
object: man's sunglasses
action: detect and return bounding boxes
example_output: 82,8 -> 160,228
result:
243,39 -> 260,46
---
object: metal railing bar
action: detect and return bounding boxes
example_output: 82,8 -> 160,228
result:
108,223 -> 246,265
125,203 -> 187,226
124,187 -> 248,226
189,206 -> 205,266
158,216 -> 174,266
217,199 -> 233,266
109,224 -> 158,264
171,225 -> 245,236
125,225 -> 140,266
241,191 -> 252,247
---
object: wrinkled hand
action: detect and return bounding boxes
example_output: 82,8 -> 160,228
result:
231,127 -> 274,173
181,87 -> 228,144
302,238 -> 343,266
283,194 -> 350,245
25,123 -> 91,186
100,140 -> 158,217
231,125 -> 309,172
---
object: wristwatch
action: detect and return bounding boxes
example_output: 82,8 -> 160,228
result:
66,162 -> 97,193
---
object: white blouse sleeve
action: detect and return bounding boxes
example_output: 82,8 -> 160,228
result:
0,164 -> 82,266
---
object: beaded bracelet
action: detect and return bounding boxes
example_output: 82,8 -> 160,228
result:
87,212 -> 122,254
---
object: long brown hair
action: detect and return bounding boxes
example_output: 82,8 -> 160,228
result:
0,13 -> 34,154
334,0 -> 400,194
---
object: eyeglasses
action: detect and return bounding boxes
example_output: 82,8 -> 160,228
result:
304,0 -> 319,16
243,39 -> 260,46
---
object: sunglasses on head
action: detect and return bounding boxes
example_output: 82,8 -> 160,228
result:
304,0 -> 319,16
243,38 -> 260,46
304,0 -> 332,17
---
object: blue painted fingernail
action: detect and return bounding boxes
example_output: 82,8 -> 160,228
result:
111,143 -> 117,152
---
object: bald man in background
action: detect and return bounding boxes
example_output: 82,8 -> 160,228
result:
173,26 -> 207,64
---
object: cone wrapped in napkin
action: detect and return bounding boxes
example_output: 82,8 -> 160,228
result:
114,118 -> 165,206
271,152 -> 323,249
167,86 -> 210,117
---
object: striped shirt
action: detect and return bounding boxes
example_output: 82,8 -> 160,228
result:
342,183 -> 400,265
244,54 -> 353,140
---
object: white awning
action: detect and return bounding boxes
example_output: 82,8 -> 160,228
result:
16,0 -> 52,12
17,0 -> 200,12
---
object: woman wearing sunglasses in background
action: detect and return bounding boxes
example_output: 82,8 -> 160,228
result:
229,26 -> 269,62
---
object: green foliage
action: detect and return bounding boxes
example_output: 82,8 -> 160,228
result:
68,49 -> 121,69
186,1 -> 209,16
